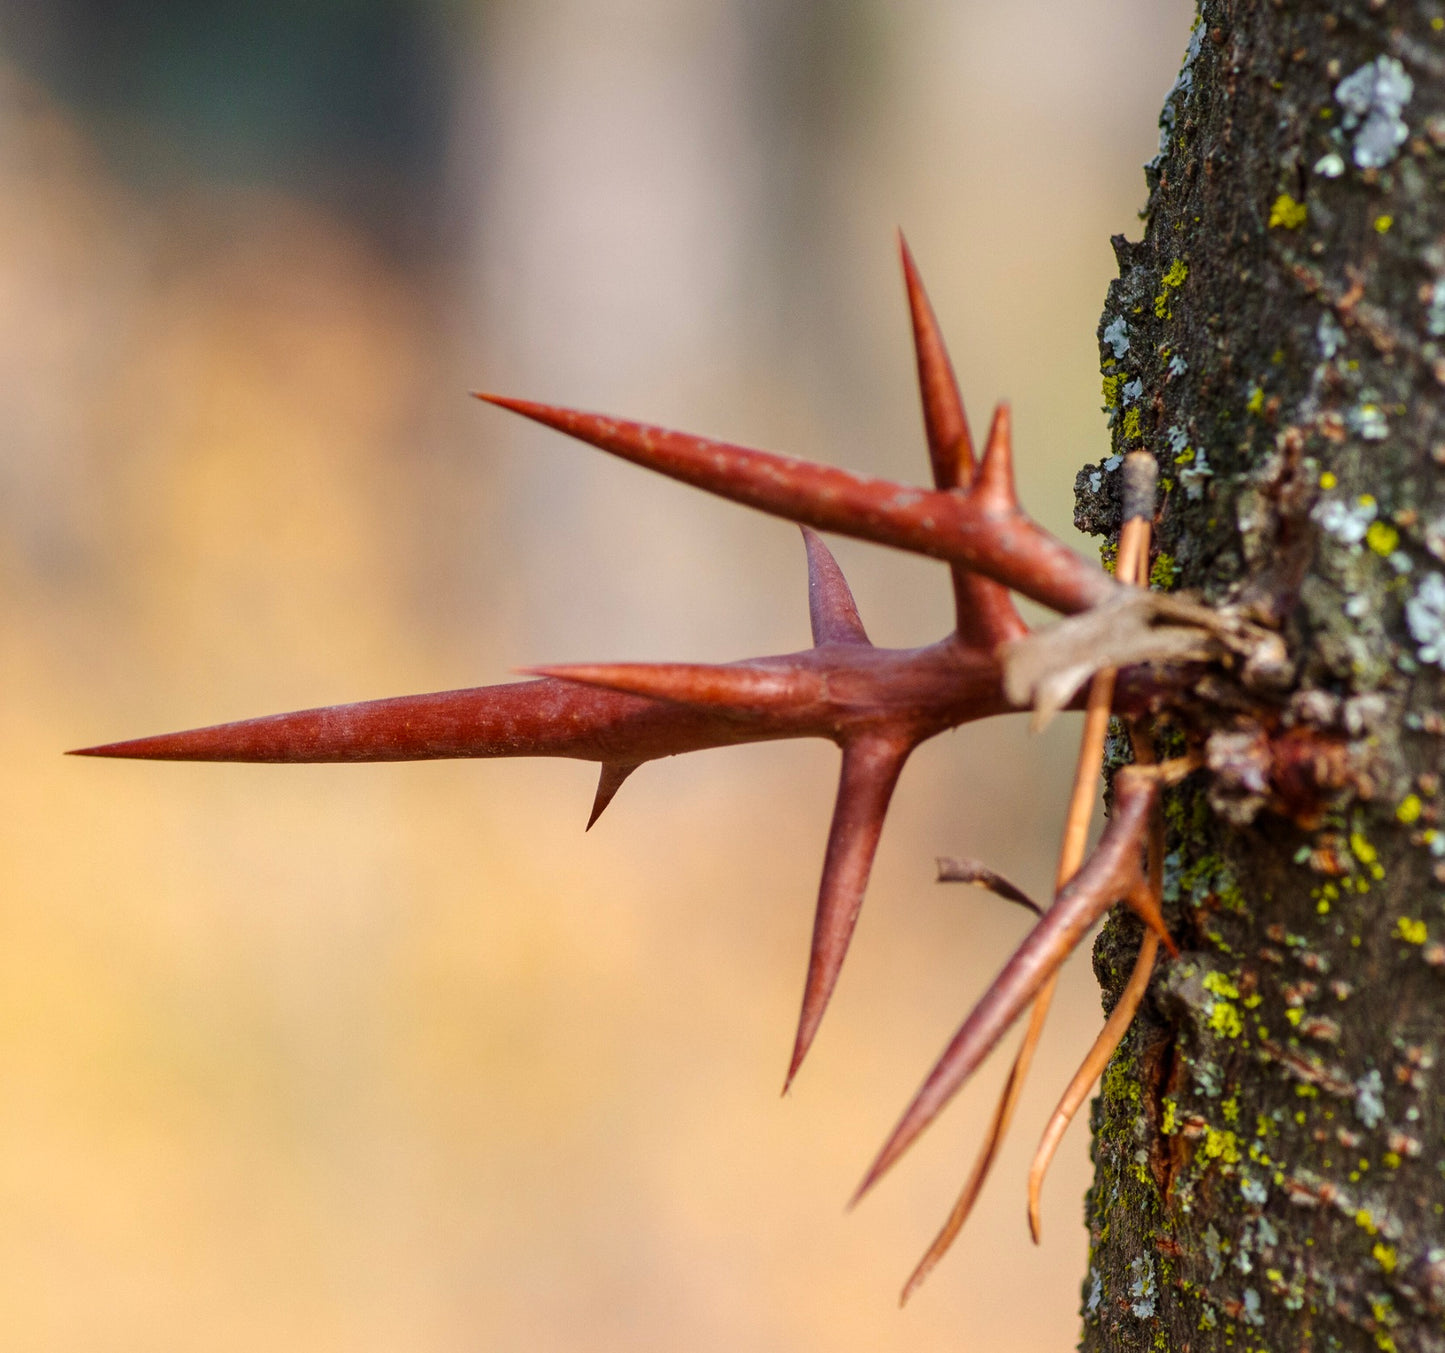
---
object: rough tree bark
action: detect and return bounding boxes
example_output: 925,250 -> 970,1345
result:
1075,3 -> 1445,1350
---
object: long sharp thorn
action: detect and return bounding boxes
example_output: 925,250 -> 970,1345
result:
785,734 -> 912,1091
527,662 -> 821,712
587,762 -> 638,830
67,681 -> 669,763
899,233 -> 974,489
897,242 -> 1027,647
801,528 -> 870,647
68,678 -> 788,767
475,393 -> 1116,617
851,776 -> 1156,1202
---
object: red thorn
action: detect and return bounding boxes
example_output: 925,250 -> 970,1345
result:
786,735 -> 912,1090
66,684 -> 638,763
899,234 -> 974,490
69,679 -> 778,767
526,662 -> 823,712
587,762 -> 638,830
475,393 -> 1115,617
972,403 -> 1017,514
801,528 -> 870,647
851,775 -> 1157,1202
895,250 -> 1028,648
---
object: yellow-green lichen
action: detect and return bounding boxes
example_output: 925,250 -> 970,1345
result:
1396,794 -> 1422,824
1269,194 -> 1308,229
1154,258 -> 1188,318
1149,553 -> 1177,590
1203,971 -> 1240,1000
1366,521 -> 1400,555
1350,831 -> 1378,866
1246,386 -> 1265,414
1103,1048 -> 1143,1107
1122,407 -> 1143,441
1374,214 -> 1394,234
1102,373 -> 1123,409
1202,1128 -> 1240,1165
1394,916 -> 1428,945
1210,1001 -> 1244,1038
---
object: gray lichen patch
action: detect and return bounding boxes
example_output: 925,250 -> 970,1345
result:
1334,56 -> 1414,171
1406,572 -> 1445,666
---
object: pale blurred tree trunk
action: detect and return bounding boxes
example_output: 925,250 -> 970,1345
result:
1075,3 -> 1445,1349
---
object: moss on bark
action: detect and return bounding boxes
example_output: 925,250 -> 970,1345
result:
1075,3 -> 1445,1349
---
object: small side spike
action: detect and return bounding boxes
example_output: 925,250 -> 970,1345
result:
786,734 -> 913,1089
971,404 -> 1017,514
587,762 -> 638,830
802,528 -> 870,647
1123,879 -> 1178,957
935,858 -> 1042,916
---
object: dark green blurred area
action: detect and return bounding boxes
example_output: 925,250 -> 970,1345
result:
0,0 -> 456,252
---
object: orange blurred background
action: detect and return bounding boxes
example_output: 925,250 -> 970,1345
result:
1,3 -> 1193,1348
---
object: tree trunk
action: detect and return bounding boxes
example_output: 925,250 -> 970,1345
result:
1076,3 -> 1445,1349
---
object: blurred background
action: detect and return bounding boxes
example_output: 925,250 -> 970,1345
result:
0,2 -> 1193,1349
